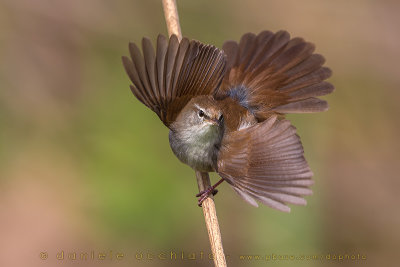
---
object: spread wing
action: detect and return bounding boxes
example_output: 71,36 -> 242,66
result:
217,116 -> 313,212
122,34 -> 226,127
215,31 -> 334,121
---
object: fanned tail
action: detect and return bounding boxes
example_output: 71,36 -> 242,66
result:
216,31 -> 334,121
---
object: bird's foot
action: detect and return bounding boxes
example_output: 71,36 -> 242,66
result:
196,188 -> 218,206
196,178 -> 224,207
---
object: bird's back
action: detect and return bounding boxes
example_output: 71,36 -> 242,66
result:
217,97 -> 257,133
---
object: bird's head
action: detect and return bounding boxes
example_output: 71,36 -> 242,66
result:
171,96 -> 224,143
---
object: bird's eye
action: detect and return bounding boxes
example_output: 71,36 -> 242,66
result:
198,110 -> 205,117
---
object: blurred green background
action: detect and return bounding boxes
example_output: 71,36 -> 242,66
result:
0,0 -> 399,266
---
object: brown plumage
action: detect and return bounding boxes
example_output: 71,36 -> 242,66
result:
122,35 -> 226,126
122,31 -> 334,212
215,30 -> 333,120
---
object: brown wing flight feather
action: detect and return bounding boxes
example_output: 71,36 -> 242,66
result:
217,116 -> 313,212
215,30 -> 334,121
122,34 -> 226,127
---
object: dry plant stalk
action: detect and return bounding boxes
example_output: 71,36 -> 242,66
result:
195,172 -> 227,267
162,0 -> 182,41
161,0 -> 227,266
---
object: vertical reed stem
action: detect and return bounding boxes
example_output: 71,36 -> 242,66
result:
161,1 -> 227,266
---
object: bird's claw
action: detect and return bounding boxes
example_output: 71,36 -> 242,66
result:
196,188 -> 218,207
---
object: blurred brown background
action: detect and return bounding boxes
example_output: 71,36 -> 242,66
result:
0,0 -> 399,266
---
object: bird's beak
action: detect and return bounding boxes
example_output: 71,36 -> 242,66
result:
206,114 -> 223,125
206,118 -> 219,125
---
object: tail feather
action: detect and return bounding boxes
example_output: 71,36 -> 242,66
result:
216,31 -> 334,121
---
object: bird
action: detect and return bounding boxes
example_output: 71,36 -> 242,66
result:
122,30 -> 334,212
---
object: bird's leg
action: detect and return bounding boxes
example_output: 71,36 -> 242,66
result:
196,178 -> 225,206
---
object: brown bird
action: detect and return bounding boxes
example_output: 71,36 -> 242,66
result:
122,31 -> 334,212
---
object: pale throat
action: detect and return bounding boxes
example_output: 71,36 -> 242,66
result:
169,123 -> 222,172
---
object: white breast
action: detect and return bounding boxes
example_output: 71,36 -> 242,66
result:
169,124 -> 222,172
